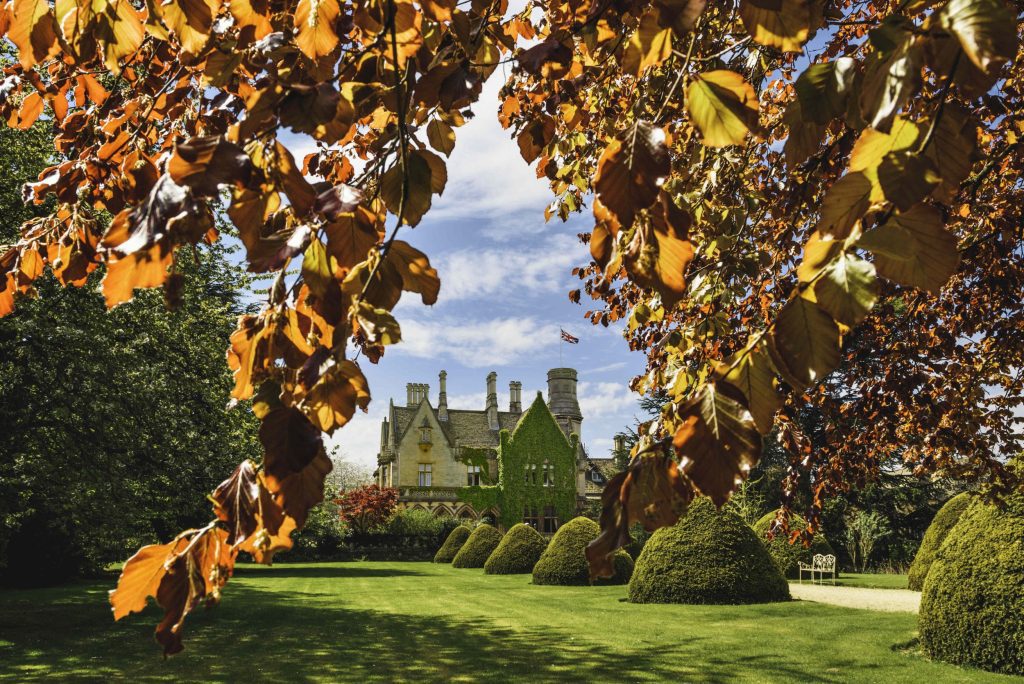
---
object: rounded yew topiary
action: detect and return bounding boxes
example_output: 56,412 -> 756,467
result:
451,524 -> 503,568
484,523 -> 548,574
919,495 -> 1024,675
630,498 -> 790,604
907,492 -> 972,591
752,512 -> 835,579
532,517 -> 633,586
433,525 -> 471,563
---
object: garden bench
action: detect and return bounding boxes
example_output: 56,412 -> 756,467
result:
798,554 -> 837,585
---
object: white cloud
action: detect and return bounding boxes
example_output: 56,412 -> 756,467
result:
578,381 -> 639,420
435,232 -> 582,302
396,315 -> 561,368
446,391 -> 486,410
581,361 -> 629,375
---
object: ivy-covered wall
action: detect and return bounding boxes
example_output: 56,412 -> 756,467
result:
455,446 -> 497,485
458,392 -> 578,530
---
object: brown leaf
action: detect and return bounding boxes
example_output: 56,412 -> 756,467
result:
672,382 -> 762,506
260,405 -> 324,483
622,194 -> 694,308
313,184 -> 363,221
593,120 -> 671,227
265,449 -> 332,529
585,452 -> 694,579
9,0 -> 60,69
299,360 -> 371,433
109,538 -> 187,621
168,136 -> 255,197
294,0 -> 340,60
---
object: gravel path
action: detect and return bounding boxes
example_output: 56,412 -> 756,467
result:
788,583 -> 921,613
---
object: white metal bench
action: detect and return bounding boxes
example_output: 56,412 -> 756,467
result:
798,554 -> 836,585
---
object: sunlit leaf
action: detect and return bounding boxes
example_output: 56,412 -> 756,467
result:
593,120 -> 671,227
857,204 -> 959,293
622,10 -> 673,76
294,0 -> 340,60
714,342 -> 780,435
739,0 -> 812,53
812,252 -> 878,326
769,296 -> 841,389
686,70 -> 760,147
673,381 -> 762,506
815,172 -> 871,240
9,0 -> 60,69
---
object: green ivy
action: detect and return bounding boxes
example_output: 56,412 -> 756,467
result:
455,446 -> 496,485
457,393 -> 578,530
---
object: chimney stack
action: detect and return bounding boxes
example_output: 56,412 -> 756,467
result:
613,434 -> 626,455
486,371 -> 499,430
438,370 -> 449,421
509,381 -> 522,413
406,383 -> 429,406
546,368 -> 583,439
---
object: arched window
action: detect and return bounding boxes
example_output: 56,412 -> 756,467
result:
542,461 -> 554,487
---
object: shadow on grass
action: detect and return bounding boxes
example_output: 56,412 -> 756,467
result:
0,582 -> 874,683
232,564 -> 426,580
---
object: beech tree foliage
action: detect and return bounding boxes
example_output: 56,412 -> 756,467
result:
0,0 -> 1020,653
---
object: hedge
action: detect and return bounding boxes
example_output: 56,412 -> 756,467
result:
630,499 -> 790,604
907,492 -> 972,591
451,524 -> 503,568
433,526 -> 471,563
752,511 -> 835,579
484,523 -> 548,575
532,517 -> 633,586
919,494 -> 1024,675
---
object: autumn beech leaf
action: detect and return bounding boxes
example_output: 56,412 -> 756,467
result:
168,136 -> 255,197
387,240 -> 440,305
211,460 -> 262,545
516,36 -> 572,78
593,120 -> 671,227
769,296 -> 841,389
100,0 -> 145,73
812,252 -> 878,327
426,119 -> 456,157
110,538 -> 188,621
877,152 -> 941,211
814,172 -> 872,240
585,452 -> 694,579
859,19 -> 923,134
739,0 -> 812,53
265,449 -> 332,528
672,381 -> 762,507
622,10 -> 672,77
622,194 -> 694,308
101,242 -> 175,308
791,58 -> 857,126
153,0 -> 220,56
848,119 -> 920,203
228,0 -> 272,39
353,300 -> 402,345
260,405 -> 323,482
294,0 -> 340,60
653,0 -> 706,36
323,206 -> 382,271
857,204 -> 960,293
11,90 -> 44,130
714,342 -> 781,436
313,183 -> 364,221
938,0 -> 1017,75
380,152 -> 433,226
416,148 -> 447,195
300,361 -> 370,433
9,0 -> 60,69
686,70 -> 760,147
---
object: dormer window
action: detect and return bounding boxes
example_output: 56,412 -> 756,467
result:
418,417 -> 432,446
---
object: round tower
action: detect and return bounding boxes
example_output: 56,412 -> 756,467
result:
546,367 -> 583,439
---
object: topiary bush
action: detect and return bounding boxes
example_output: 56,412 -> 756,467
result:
919,495 -> 1024,675
907,492 -> 972,591
451,524 -> 503,568
532,517 -> 632,585
484,523 -> 548,574
433,525 -> 471,563
630,498 -> 790,604
752,511 -> 835,579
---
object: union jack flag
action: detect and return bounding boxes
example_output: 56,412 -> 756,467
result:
560,329 -> 579,344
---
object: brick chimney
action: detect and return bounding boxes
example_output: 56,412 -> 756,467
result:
486,371 -> 499,430
509,380 -> 522,413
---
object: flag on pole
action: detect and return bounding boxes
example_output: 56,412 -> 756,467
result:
560,329 -> 579,344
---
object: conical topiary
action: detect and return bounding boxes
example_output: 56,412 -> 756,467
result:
907,492 -> 972,591
484,523 -> 549,574
532,516 -> 633,585
433,525 -> 471,563
752,511 -> 835,579
919,493 -> 1024,675
630,498 -> 790,604
451,524 -> 503,568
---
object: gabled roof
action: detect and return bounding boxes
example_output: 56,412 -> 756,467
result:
389,402 -> 522,450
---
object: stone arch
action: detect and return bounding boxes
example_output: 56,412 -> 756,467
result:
480,507 -> 499,525
455,504 -> 476,520
433,504 -> 454,518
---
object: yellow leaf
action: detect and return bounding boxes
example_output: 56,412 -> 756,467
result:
9,0 -> 60,68
739,0 -> 811,53
622,9 -> 672,77
686,70 -> 760,147
293,0 -> 340,60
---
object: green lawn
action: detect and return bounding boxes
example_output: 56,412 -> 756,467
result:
835,573 -> 910,590
0,562 -> 1017,683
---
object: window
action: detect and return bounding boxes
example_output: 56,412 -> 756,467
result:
591,469 -> 604,484
525,463 -> 537,485
417,463 -> 432,487
524,506 -> 539,530
467,464 -> 481,486
419,427 -> 431,443
542,506 -> 559,534
542,462 -> 554,487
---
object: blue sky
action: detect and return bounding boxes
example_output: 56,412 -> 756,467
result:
293,73 -> 650,469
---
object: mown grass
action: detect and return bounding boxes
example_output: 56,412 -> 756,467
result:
836,573 -> 910,590
0,562 -> 1015,683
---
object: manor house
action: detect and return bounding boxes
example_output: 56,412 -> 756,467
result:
374,368 -> 612,532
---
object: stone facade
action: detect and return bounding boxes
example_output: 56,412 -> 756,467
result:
374,367 -> 597,529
